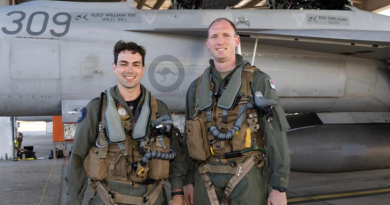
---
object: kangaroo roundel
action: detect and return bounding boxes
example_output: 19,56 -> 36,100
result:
149,55 -> 185,92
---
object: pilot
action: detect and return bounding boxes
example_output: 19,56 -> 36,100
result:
65,41 -> 186,205
183,18 -> 290,205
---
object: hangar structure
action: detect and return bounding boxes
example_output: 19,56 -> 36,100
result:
2,0 -> 390,13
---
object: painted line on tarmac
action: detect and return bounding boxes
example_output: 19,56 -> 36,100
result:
288,187 -> 390,204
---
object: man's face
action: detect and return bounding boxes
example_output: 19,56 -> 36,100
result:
206,20 -> 240,63
113,50 -> 145,90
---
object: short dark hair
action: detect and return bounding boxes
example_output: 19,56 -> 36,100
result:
207,18 -> 237,37
113,41 -> 146,66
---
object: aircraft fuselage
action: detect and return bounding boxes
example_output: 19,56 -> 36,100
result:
0,1 -> 389,116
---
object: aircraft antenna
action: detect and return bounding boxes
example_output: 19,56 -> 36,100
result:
251,37 -> 259,65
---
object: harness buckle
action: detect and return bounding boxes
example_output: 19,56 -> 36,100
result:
108,191 -> 116,205
143,196 -> 149,203
236,166 -> 243,176
99,122 -> 105,132
108,191 -> 115,199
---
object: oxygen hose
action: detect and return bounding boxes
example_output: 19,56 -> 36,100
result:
209,91 -> 278,140
209,102 -> 253,140
140,148 -> 176,166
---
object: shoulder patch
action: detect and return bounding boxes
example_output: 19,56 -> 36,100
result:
269,79 -> 276,90
77,107 -> 87,123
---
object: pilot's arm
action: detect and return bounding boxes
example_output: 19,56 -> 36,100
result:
182,78 -> 200,205
65,100 -> 99,205
253,70 -> 290,204
156,100 -> 187,203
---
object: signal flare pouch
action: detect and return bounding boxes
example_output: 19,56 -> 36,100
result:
83,146 -> 108,181
133,161 -> 149,180
231,122 -> 249,151
129,143 -> 147,183
211,139 -> 232,156
186,117 -> 211,161
105,144 -> 129,182
148,136 -> 170,180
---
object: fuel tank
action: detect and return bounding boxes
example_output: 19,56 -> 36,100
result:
288,124 -> 390,172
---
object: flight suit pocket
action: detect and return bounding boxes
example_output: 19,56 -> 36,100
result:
148,136 -> 171,180
83,146 -> 108,181
274,106 -> 290,132
106,150 -> 128,182
230,166 -> 267,205
186,117 -> 211,161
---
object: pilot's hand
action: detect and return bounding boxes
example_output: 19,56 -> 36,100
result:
184,184 -> 194,205
171,195 -> 184,205
267,189 -> 287,205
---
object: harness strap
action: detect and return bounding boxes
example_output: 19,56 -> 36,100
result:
97,94 -> 108,158
150,96 -> 158,120
200,173 -> 220,205
92,180 -> 165,205
199,155 -> 263,205
206,110 -> 212,129
199,164 -> 239,175
144,180 -> 165,205
192,77 -> 203,118
221,109 -> 228,130
220,156 -> 258,205
93,181 -> 117,205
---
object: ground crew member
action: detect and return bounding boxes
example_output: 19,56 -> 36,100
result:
65,41 -> 186,205
14,132 -> 24,159
183,18 -> 290,205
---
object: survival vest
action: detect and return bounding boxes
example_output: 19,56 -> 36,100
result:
83,88 -> 174,205
186,62 -> 265,162
186,61 -> 266,205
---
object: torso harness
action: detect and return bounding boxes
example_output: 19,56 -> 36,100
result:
186,61 -> 278,205
84,88 -> 176,205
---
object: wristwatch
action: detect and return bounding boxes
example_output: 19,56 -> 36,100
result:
273,186 -> 287,192
171,191 -> 184,197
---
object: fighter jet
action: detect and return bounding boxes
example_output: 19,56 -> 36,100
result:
0,0 -> 389,172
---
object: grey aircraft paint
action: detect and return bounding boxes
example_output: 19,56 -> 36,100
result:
288,124 -> 390,172
0,1 -> 390,172
0,1 -> 389,115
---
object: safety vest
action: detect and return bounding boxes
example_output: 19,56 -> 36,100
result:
83,89 -> 173,205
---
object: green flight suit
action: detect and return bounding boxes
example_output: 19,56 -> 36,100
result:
184,55 -> 290,205
65,85 -> 187,205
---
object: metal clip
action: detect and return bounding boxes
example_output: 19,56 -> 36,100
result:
95,134 -> 109,148
99,122 -> 105,131
236,166 -> 243,176
249,113 -> 258,119
267,117 -> 274,133
157,135 -> 167,149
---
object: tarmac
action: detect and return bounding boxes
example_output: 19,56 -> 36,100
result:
0,131 -> 389,205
